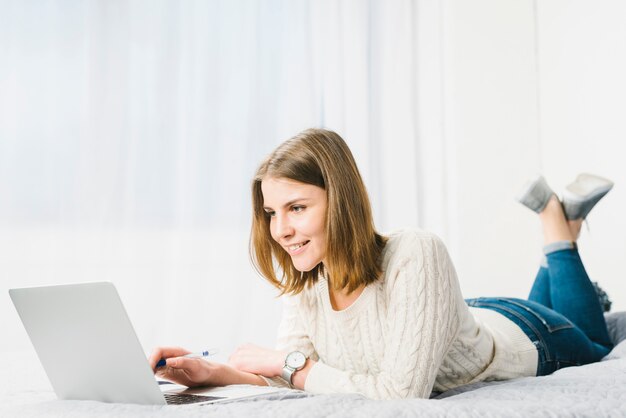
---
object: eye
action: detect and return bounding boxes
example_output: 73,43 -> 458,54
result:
291,205 -> 305,213
264,210 -> 275,217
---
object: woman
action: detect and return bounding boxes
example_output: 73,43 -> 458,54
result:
149,128 -> 614,399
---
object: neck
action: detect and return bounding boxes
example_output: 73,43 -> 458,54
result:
328,284 -> 365,311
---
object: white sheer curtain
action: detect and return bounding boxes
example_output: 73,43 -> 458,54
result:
0,0 -> 448,355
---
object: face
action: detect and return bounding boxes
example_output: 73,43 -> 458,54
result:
261,177 -> 327,272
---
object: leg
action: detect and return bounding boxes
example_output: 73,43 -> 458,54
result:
527,238 -> 586,310
528,197 -> 584,310
528,202 -> 582,307
527,266 -> 552,309
568,219 -> 583,241
544,248 -> 613,349
537,196 -> 612,349
538,196 -> 574,245
527,195 -> 570,308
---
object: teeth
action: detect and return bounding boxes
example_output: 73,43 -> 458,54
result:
289,242 -> 306,251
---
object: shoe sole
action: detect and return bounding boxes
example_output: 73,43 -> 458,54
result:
563,175 -> 614,202
562,173 -> 613,219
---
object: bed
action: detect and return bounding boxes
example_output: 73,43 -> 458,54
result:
2,312 -> 625,418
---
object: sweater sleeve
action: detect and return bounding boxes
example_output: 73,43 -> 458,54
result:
304,233 -> 462,399
260,293 -> 319,388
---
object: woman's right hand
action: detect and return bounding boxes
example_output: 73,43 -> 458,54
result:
148,346 -> 226,388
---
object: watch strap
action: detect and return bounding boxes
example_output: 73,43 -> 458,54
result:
281,365 -> 296,384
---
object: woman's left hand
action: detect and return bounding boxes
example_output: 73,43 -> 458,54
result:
228,343 -> 287,377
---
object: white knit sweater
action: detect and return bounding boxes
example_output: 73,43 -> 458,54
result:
265,229 -> 538,399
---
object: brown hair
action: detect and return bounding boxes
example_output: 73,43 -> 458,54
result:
250,128 -> 387,295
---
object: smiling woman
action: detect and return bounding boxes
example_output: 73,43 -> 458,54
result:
150,128 -> 616,400
250,129 -> 387,296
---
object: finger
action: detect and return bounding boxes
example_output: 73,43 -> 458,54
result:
148,347 -> 169,368
242,342 -> 262,351
166,356 -> 202,370
228,354 -> 249,371
156,367 -> 193,387
148,348 -> 166,370
149,346 -> 191,370
159,346 -> 192,358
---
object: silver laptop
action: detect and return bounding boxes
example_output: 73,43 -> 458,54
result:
9,282 -> 283,405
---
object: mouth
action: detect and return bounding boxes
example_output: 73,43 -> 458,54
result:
286,240 -> 310,255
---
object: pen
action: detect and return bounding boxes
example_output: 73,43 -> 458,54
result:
156,349 -> 218,368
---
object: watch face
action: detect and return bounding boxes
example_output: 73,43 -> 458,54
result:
286,351 -> 307,369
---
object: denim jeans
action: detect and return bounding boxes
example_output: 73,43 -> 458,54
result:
466,242 -> 613,376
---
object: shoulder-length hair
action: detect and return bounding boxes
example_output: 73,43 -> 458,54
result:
250,128 -> 387,295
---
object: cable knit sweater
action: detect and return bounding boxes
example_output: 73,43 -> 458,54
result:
264,229 -> 538,399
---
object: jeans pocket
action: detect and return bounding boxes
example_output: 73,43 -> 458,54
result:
498,298 -> 574,333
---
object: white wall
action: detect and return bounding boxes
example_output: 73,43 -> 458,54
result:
443,0 -> 626,310
2,0 -> 625,357
537,0 -> 626,310
442,0 -> 543,300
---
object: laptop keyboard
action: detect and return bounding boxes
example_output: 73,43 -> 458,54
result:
164,393 -> 225,405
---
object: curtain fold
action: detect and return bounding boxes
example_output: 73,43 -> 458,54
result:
0,0 -> 447,353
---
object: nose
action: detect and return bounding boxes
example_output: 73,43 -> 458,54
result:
273,212 -> 294,241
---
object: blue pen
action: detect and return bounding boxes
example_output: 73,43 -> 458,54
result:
156,349 -> 218,368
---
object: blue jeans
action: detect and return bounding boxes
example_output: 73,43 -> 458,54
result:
466,242 -> 613,376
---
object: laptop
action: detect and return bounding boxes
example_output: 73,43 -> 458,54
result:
9,282 -> 284,405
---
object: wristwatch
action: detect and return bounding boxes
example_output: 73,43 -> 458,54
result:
281,351 -> 308,385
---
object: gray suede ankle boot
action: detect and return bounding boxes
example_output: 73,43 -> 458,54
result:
516,175 -> 556,213
562,173 -> 614,220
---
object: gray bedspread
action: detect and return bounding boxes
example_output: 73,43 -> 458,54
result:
2,341 -> 625,418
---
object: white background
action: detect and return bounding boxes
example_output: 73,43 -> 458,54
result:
1,0 -> 625,360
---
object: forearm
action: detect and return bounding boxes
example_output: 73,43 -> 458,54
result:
290,358 -> 315,390
219,364 -> 269,387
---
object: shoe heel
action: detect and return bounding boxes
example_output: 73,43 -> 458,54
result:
516,175 -> 555,213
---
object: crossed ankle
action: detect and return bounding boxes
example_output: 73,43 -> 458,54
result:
543,240 -> 577,255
